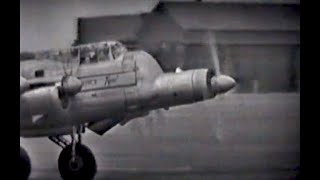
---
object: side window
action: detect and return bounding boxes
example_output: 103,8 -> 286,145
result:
89,49 -> 98,63
80,47 -> 88,64
35,69 -> 44,77
79,46 -> 98,64
110,42 -> 127,60
97,49 -> 103,61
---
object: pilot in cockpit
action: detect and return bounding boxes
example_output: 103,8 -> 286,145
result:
106,41 -> 127,61
79,45 -> 97,64
79,41 -> 127,64
111,41 -> 127,60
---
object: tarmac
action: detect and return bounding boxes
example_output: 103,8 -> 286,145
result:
20,93 -> 300,180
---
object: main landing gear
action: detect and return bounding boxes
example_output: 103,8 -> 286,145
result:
50,126 -> 97,180
20,126 -> 96,180
20,146 -> 31,180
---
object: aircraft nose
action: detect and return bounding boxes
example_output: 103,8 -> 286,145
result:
211,75 -> 236,94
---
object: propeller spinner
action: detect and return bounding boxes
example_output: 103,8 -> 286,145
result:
57,48 -> 82,108
207,32 -> 236,94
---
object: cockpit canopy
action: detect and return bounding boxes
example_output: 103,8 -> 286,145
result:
34,41 -> 128,64
78,41 -> 128,64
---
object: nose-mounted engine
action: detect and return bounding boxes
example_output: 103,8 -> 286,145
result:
151,69 -> 236,108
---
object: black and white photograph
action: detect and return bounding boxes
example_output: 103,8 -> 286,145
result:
20,0 -> 300,179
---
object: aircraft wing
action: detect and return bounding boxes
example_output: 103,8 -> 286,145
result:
27,76 -> 61,86
21,76 -> 62,94
20,76 -> 29,94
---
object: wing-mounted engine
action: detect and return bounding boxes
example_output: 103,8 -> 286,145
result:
20,77 -> 83,127
20,85 -> 66,127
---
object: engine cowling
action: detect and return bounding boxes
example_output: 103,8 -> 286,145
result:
150,69 -> 213,109
20,86 -> 67,127
24,87 -> 58,115
150,68 -> 235,109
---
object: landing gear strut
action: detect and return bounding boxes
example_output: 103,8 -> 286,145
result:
49,126 -> 97,180
20,146 -> 31,180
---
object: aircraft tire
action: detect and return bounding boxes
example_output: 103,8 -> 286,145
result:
20,146 -> 31,180
58,144 -> 97,180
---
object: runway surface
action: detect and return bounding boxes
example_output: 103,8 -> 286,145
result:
20,93 -> 300,180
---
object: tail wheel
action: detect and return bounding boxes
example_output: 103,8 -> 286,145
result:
20,146 -> 31,180
58,144 -> 97,180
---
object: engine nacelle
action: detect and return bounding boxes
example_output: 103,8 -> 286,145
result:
20,86 -> 66,127
150,69 -> 215,109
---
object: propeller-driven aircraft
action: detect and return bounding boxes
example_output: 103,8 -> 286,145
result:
20,36 -> 236,180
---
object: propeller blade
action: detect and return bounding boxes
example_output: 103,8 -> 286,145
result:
207,32 -> 221,76
57,48 -> 82,109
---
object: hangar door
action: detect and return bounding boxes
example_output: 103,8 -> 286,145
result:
77,15 -> 142,45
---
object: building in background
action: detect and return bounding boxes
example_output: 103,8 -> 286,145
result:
20,0 -> 300,93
